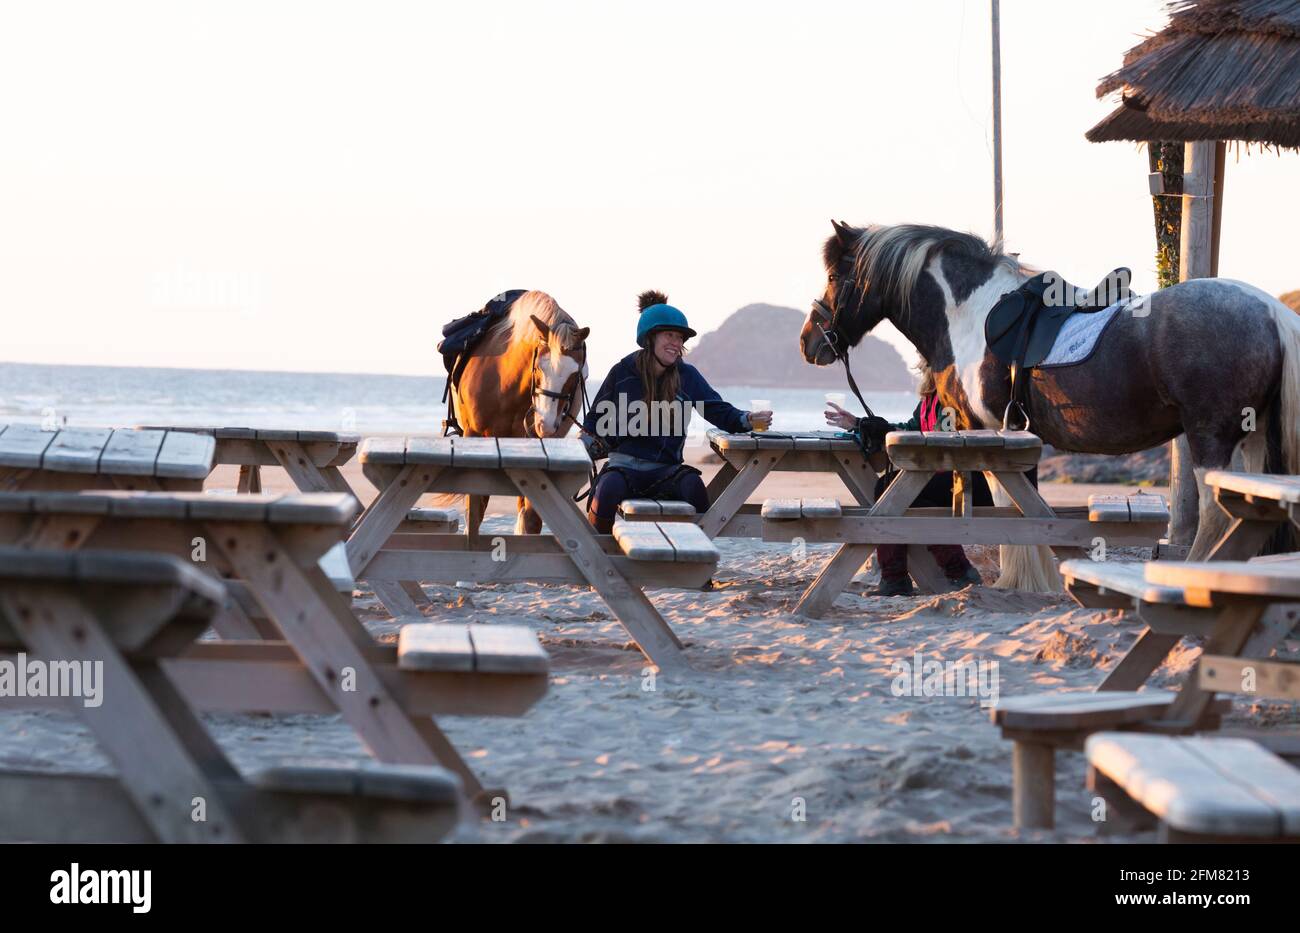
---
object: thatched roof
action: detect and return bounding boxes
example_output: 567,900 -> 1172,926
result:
1087,0 -> 1300,147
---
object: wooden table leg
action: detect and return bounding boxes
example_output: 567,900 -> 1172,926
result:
795,543 -> 875,617
704,460 -> 739,500
699,450 -> 784,539
795,469 -> 932,616
346,463 -> 440,575
266,439 -> 337,494
1012,740 -> 1055,830
237,465 -> 262,493
509,468 -> 688,674
1165,601 -> 1265,725
0,587 -> 245,842
1096,629 -> 1184,691
211,521 -> 486,797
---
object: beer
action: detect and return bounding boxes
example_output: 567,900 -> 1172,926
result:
749,399 -> 771,432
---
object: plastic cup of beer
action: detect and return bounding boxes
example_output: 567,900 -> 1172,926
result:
749,400 -> 771,431
825,392 -> 847,410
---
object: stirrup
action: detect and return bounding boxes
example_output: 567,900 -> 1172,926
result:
1001,400 -> 1030,432
441,418 -> 463,437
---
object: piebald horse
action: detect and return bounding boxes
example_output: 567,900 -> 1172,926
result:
802,220 -> 1300,589
449,290 -> 589,535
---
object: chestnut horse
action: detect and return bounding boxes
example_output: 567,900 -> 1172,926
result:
448,290 -> 589,534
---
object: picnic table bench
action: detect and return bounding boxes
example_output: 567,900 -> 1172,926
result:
1086,732 -> 1300,842
0,423 -> 214,492
349,435 -> 715,673
1205,470 -> 1300,559
0,490 -> 549,804
0,548 -> 464,843
762,430 -> 1169,616
992,557 -> 1300,829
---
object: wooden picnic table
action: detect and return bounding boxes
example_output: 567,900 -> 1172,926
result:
349,435 -> 717,674
763,429 -> 1169,616
0,423 -> 214,492
0,547 -> 465,843
1205,470 -> 1300,559
137,425 -> 360,496
0,489 -> 548,804
699,429 -> 883,539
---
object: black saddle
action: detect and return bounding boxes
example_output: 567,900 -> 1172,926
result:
985,268 -> 1132,429
985,269 -> 1132,370
437,288 -> 528,434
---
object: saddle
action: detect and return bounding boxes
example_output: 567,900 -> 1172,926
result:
984,268 -> 1131,428
437,289 -> 528,435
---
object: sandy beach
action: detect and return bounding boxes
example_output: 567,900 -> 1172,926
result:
9,444 -> 1290,844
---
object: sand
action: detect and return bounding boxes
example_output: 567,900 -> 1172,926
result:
6,451 -> 1293,843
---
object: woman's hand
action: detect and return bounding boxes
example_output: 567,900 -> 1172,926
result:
823,401 -> 857,431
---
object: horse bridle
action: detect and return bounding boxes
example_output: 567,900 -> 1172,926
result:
811,254 -> 878,422
527,342 -> 589,438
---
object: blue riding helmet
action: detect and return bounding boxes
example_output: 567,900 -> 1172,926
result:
637,303 -> 697,348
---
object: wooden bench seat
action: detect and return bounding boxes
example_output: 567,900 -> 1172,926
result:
990,689 -> 1230,830
1060,559 -> 1190,608
1086,732 -> 1300,841
399,507 -> 460,533
760,497 -> 843,520
1086,493 -> 1170,524
398,623 -> 549,675
613,520 -> 720,563
618,499 -> 698,521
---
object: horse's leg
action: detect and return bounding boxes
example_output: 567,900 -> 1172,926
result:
1183,425 -> 1250,561
515,497 -> 542,535
466,494 -> 487,538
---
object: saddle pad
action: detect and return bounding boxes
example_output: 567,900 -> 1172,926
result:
1038,299 -> 1125,367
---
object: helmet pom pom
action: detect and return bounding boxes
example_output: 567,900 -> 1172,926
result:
637,290 -> 668,312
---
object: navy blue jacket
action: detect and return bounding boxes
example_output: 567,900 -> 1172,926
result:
581,352 -> 750,465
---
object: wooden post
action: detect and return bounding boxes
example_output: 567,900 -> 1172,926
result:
1168,140 -> 1218,548
991,0 -> 1005,246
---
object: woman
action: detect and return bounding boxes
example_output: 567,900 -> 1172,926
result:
579,290 -> 772,533
825,366 -> 987,596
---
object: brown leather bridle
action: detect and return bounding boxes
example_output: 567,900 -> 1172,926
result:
526,342 -> 589,438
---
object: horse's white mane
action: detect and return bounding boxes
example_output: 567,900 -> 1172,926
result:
849,224 -> 1023,318
483,290 -> 582,355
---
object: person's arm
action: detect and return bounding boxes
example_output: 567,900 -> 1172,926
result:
854,401 -> 922,450
686,368 -> 751,433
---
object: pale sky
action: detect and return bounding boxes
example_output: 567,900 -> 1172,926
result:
2,0 -> 1296,378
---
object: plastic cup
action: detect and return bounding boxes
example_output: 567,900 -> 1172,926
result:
825,392 -> 847,410
749,400 -> 771,431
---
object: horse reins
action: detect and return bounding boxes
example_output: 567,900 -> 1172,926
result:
812,255 -> 878,422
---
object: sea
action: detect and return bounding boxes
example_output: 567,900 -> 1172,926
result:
0,362 -> 919,437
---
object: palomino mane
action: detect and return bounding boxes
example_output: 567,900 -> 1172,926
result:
482,290 -> 583,356
827,223 -> 1022,319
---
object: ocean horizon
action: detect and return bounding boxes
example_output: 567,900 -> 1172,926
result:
0,360 -> 920,436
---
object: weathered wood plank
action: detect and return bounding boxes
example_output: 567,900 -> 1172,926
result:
154,430 -> 216,479
1146,560 -> 1300,599
398,624 -> 475,672
0,425 -> 58,469
42,427 -> 113,474
656,521 -> 720,563
467,624 -> 549,674
99,429 -> 166,477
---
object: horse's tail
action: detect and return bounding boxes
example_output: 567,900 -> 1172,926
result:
1270,302 -> 1300,475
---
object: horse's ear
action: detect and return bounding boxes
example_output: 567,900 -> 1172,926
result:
529,314 -> 550,340
832,219 -> 857,247
574,326 -> 590,343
